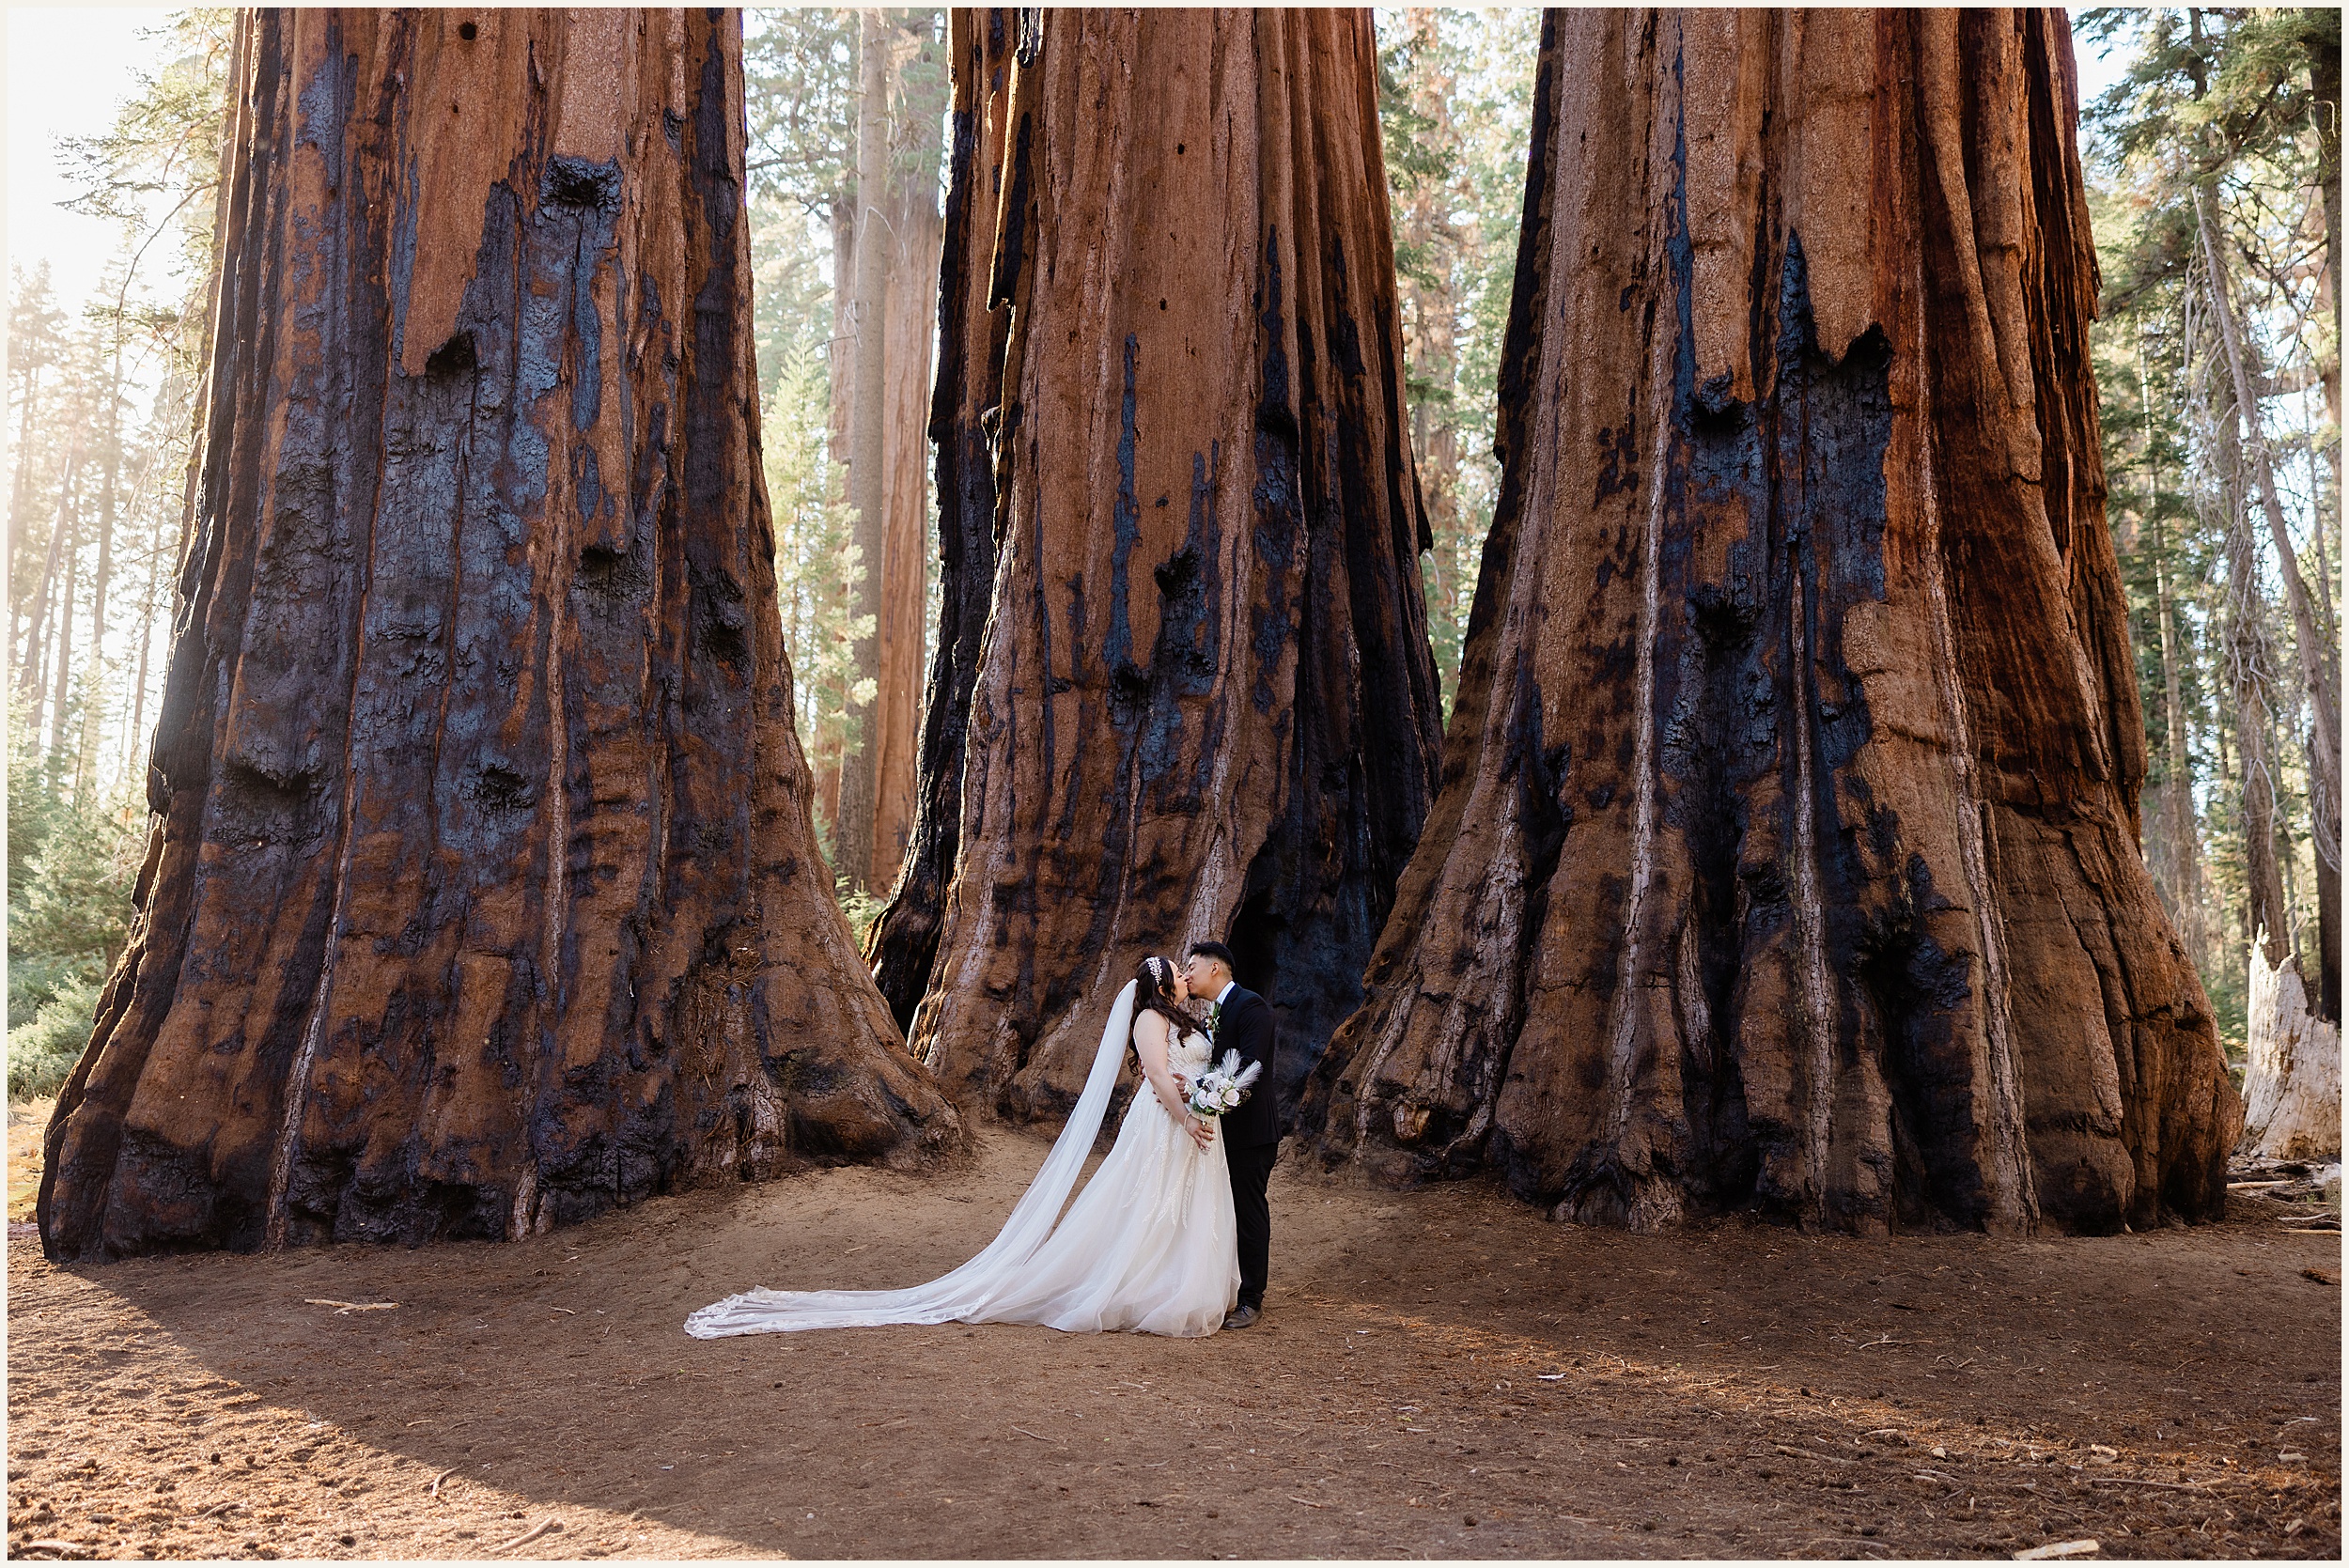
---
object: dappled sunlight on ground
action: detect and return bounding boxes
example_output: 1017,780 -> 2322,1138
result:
6,1124 -> 2341,1559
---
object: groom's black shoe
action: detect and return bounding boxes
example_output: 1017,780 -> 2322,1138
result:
1221,1303 -> 1260,1330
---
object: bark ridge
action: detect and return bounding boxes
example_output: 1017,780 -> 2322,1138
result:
870,8 -> 1445,1127
1303,8 -> 2241,1234
39,8 -> 957,1261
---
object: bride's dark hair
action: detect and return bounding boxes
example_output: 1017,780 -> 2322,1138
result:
1133,955 -> 1208,1038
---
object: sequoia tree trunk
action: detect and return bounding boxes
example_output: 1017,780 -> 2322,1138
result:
863,7 -> 1017,1029
870,7 -> 1444,1125
39,8 -> 957,1263
869,11 -> 949,892
832,9 -> 894,892
814,189 -> 857,842
1301,9 -> 2241,1234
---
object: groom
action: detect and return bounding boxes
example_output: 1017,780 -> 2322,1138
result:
1184,941 -> 1275,1329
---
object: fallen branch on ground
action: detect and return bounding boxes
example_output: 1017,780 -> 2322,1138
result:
492,1518 -> 562,1553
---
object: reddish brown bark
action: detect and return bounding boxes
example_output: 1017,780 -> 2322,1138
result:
869,11 -> 948,890
864,7 -> 1016,1030
870,7 -> 1444,1126
830,13 -> 942,895
814,188 -> 855,845
833,9 -> 894,893
1301,9 -> 2240,1234
39,8 -> 957,1262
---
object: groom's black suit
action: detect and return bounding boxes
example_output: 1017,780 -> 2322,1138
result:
1213,985 -> 1277,1312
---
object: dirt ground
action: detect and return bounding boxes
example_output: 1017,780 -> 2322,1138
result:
6,1104 -> 2341,1560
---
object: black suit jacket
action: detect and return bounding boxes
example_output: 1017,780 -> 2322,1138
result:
1211,986 -> 1279,1149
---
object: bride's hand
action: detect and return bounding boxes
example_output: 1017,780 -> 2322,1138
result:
1184,1115 -> 1213,1151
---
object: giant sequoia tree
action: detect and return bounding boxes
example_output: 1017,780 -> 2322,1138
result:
39,8 -> 957,1262
1302,8 -> 2241,1234
867,7 -> 1444,1123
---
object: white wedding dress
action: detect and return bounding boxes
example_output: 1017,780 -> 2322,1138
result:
685,982 -> 1240,1339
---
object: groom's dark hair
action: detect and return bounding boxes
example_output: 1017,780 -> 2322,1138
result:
1187,940 -> 1237,969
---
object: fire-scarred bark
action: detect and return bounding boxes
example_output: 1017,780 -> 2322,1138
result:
39,8 -> 957,1262
870,7 -> 1444,1126
1302,8 -> 2240,1234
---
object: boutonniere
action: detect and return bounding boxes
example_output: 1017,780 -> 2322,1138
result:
1207,1001 -> 1223,1032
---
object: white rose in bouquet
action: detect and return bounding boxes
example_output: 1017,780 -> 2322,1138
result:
1183,1049 -> 1262,1121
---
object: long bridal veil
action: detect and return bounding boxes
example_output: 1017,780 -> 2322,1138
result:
684,980 -> 1142,1338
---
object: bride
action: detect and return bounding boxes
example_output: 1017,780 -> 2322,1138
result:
685,955 -> 1239,1339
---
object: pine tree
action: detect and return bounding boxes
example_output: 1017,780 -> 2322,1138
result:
1372,8 -> 1540,720
2085,6 -> 2340,1029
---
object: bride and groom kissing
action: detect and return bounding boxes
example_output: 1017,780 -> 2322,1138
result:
686,941 -> 1278,1340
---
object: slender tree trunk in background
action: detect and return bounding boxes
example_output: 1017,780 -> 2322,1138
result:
2151,515 -> 2209,966
2317,727 -> 2341,1022
2135,346 -> 2210,974
815,189 -> 857,841
8,369 -> 44,666
1397,8 -> 1462,678
832,9 -> 893,893
2310,437 -> 2336,650
2306,24 -> 2341,453
2214,713 -> 2247,982
39,8 -> 957,1264
48,473 -> 79,760
869,12 -> 948,893
77,365 -> 123,802
125,543 -> 159,783
1303,8 -> 2239,1234
875,7 -> 1444,1125
2203,234 -> 2298,985
17,449 -> 74,733
2196,184 -> 2341,1017
865,7 -> 1016,1029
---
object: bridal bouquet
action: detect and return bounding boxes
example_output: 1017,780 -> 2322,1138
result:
1183,1050 -> 1262,1120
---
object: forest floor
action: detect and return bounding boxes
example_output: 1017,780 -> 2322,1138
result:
6,1109 -> 2341,1560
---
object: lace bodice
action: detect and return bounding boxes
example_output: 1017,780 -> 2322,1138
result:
1172,1029 -> 1213,1070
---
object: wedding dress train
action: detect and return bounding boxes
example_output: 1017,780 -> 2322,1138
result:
685,982 -> 1239,1339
